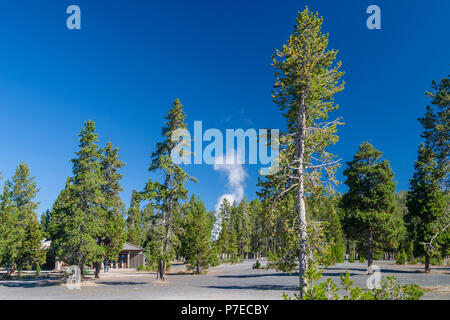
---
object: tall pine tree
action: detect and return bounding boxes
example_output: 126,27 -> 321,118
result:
341,142 -> 401,272
262,6 -> 344,295
141,99 -> 196,280
182,195 -> 213,273
9,163 -> 45,274
0,183 -> 21,276
419,76 -> 449,190
50,121 -> 125,276
406,144 -> 446,272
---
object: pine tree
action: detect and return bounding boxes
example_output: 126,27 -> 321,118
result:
141,99 -> 196,280
50,122 -> 126,277
341,142 -> 401,272
404,77 -> 449,272
183,195 -> 212,273
419,76 -> 449,190
9,163 -> 45,274
406,145 -> 447,272
249,199 -> 265,259
94,141 -> 127,277
127,190 -> 144,246
217,198 -> 232,260
263,6 -> 345,295
50,121 -> 105,272
0,183 -> 21,276
308,195 -> 345,264
40,210 -> 52,239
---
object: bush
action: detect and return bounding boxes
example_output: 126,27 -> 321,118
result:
349,254 -> 355,263
334,244 -> 345,263
430,257 -> 443,266
358,256 -> 365,263
35,265 -> 41,276
284,267 -> 424,300
396,251 -> 407,265
407,243 -> 414,262
252,260 -> 261,269
372,252 -> 382,260
136,265 -> 152,271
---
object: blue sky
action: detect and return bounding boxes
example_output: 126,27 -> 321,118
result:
0,0 -> 449,216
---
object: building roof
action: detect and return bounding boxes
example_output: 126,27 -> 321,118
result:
121,242 -> 144,252
42,239 -> 144,253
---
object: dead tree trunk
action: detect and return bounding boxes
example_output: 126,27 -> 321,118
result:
297,97 -> 308,297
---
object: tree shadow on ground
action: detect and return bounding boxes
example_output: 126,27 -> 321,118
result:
0,280 -> 62,288
216,273 -> 298,279
96,281 -> 146,286
216,271 -> 358,278
202,284 -> 298,291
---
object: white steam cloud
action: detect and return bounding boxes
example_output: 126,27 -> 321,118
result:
213,149 -> 247,212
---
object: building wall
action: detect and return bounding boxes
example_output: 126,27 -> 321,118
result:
129,252 -> 145,268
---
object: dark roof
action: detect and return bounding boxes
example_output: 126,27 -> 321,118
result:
121,242 -> 144,252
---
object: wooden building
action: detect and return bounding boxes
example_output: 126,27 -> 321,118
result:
43,240 -> 146,270
109,242 -> 146,269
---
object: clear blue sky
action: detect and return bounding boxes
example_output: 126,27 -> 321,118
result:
0,0 -> 449,216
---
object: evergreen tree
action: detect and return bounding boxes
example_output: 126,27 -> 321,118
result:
141,99 -> 196,280
126,190 -> 144,246
406,145 -> 447,272
183,195 -> 212,273
50,121 -> 106,272
9,163 -> 45,274
94,141 -> 127,277
249,198 -> 267,259
404,77 -> 449,272
309,195 -> 345,264
40,210 -> 52,239
419,76 -> 449,190
0,183 -> 21,276
235,198 -> 252,259
267,6 -> 345,295
341,142 -> 401,272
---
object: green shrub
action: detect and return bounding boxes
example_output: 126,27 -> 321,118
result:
349,254 -> 355,263
406,243 -> 414,262
372,251 -> 382,260
334,244 -> 345,263
396,251 -> 407,265
358,256 -> 365,263
252,260 -> 261,269
35,265 -> 41,276
408,257 -> 418,264
136,265 -> 151,271
430,257 -> 443,266
284,267 -> 424,300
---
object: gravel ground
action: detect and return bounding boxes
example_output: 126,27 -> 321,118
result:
0,260 -> 448,300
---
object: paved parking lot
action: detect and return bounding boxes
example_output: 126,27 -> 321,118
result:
0,260 -> 448,300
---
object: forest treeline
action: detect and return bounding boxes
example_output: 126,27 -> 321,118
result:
0,8 -> 448,294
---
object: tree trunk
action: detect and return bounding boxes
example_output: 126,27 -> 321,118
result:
94,262 -> 100,278
367,231 -> 374,274
425,254 -> 430,273
297,96 -> 308,298
162,260 -> 166,280
157,260 -> 166,280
